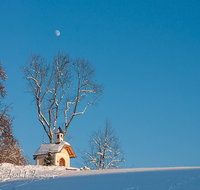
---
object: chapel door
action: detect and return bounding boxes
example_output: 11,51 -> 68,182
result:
59,158 -> 65,166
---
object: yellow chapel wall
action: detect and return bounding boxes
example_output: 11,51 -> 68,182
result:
55,148 -> 70,167
36,155 -> 46,165
36,154 -> 56,166
35,148 -> 70,166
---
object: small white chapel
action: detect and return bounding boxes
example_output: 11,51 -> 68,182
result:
33,127 -> 76,166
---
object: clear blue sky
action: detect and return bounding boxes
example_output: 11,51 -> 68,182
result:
0,0 -> 200,168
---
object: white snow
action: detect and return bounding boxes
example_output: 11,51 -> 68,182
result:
0,163 -> 200,190
33,141 -> 71,156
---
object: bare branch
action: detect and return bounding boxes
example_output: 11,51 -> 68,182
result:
22,52 -> 103,143
80,119 -> 125,170
0,61 -> 26,165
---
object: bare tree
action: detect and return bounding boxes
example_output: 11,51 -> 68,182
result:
0,61 -> 26,165
81,119 -> 125,170
0,61 -> 7,98
0,106 -> 26,165
22,52 -> 103,143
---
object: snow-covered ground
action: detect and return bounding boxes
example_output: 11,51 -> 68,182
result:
0,163 -> 200,190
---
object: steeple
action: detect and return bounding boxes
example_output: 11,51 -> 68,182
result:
55,127 -> 64,143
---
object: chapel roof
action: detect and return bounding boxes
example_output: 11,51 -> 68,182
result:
55,127 -> 64,134
33,141 -> 76,159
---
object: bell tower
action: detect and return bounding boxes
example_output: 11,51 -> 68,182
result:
55,127 -> 64,143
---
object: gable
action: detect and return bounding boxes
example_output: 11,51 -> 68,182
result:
60,147 -> 69,156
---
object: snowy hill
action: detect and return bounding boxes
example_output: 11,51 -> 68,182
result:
0,163 -> 200,190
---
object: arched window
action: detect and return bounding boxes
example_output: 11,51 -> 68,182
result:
59,158 -> 65,166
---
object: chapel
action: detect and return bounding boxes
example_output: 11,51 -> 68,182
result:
33,127 -> 76,166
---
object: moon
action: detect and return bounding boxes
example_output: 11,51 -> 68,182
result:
55,30 -> 60,36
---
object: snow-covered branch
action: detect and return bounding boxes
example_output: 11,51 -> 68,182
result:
80,119 -> 125,170
22,52 -> 103,143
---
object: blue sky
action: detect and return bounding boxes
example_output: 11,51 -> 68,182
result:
0,0 -> 200,168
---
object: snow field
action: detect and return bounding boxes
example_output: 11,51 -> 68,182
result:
0,164 -> 200,190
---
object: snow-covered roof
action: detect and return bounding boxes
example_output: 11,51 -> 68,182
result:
33,141 -> 71,157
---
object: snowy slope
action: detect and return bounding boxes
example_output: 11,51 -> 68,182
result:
0,164 -> 200,190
